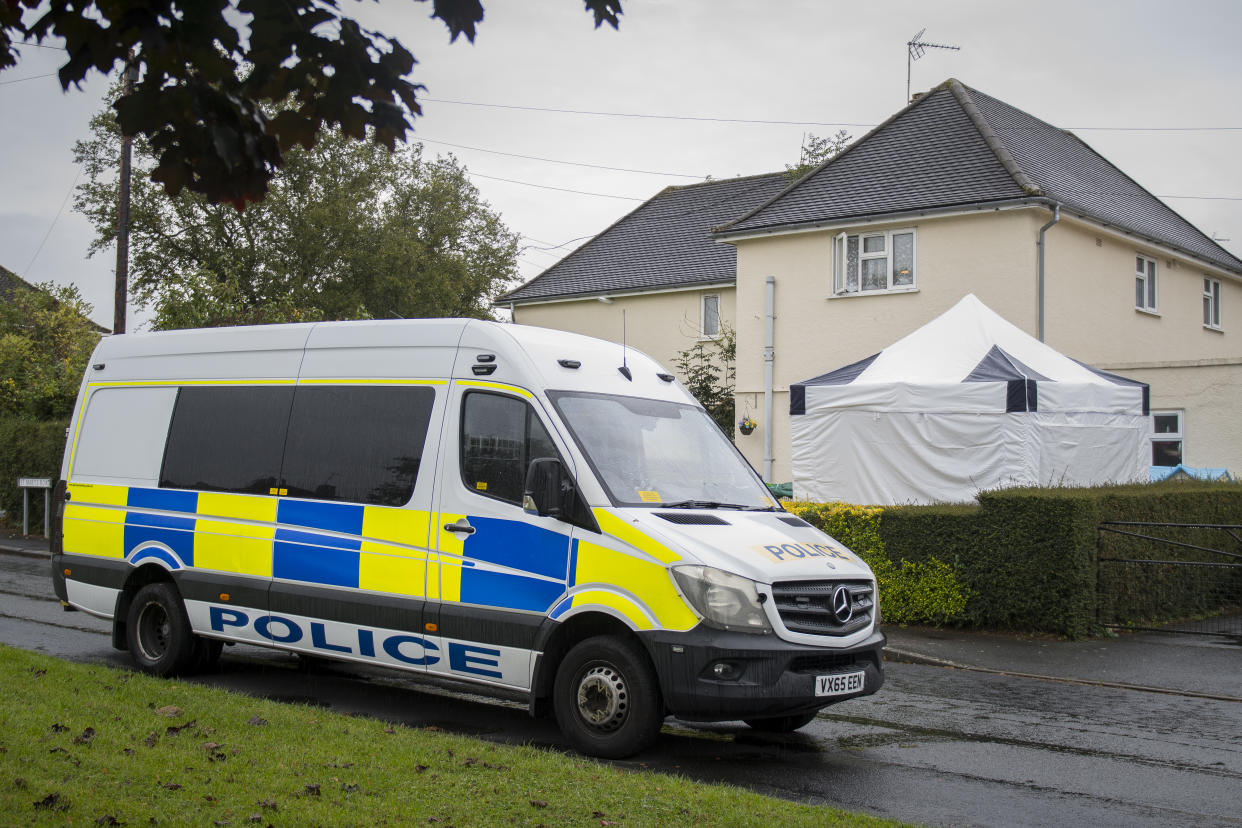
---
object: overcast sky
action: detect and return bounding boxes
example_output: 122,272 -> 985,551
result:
2,0 -> 1240,329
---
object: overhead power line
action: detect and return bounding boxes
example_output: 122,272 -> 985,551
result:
418,136 -> 705,179
0,71 -> 57,86
421,96 -> 1242,133
422,97 -> 875,128
23,166 -> 82,278
467,171 -> 645,201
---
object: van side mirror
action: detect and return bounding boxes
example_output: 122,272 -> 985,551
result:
524,457 -> 567,518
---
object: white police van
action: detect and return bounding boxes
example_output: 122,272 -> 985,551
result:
51,319 -> 883,757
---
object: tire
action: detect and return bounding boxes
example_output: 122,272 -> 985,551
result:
126,583 -> 197,677
743,711 -> 819,733
553,635 -> 663,759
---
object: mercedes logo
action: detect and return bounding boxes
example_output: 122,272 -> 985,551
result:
830,584 -> 853,624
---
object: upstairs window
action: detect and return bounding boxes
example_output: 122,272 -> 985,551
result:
1135,255 -> 1158,312
701,293 -> 721,338
833,229 -> 915,295
1203,278 -> 1222,329
1150,410 -> 1183,467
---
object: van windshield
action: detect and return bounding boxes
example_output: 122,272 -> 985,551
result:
547,391 -> 777,510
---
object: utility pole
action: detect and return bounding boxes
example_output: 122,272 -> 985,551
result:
113,53 -> 138,335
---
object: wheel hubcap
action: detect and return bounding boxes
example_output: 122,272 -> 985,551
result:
137,602 -> 170,660
576,665 -> 628,732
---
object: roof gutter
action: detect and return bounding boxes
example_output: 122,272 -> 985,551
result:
713,198 -> 1047,243
1037,203 -> 1061,342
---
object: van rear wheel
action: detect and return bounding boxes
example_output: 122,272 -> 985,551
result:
126,583 -> 197,677
553,635 -> 663,758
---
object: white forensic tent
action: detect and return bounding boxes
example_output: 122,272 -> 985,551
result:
790,294 -> 1150,505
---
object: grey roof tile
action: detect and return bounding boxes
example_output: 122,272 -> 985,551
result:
500,172 -> 788,304
718,80 -> 1242,276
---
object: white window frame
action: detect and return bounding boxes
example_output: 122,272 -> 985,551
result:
1135,254 -> 1158,313
1203,277 -> 1222,330
1150,409 -> 1184,467
832,228 -> 917,297
700,293 -> 721,339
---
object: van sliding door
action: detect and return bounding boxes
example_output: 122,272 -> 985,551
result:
265,383 -> 441,670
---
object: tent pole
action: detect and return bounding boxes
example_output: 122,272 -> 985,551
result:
764,276 -> 775,482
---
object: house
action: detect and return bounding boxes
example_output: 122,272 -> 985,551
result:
501,79 -> 1242,491
1,265 -> 110,333
500,172 -> 789,369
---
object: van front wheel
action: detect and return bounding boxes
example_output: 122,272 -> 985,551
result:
553,635 -> 663,758
126,583 -> 197,677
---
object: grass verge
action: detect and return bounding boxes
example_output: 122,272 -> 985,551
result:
0,645 -> 905,827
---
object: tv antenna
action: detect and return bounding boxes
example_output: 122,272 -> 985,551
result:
907,29 -> 960,103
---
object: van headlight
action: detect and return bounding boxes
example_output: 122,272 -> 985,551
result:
671,566 -> 772,634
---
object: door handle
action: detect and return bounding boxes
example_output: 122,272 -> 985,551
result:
444,519 -> 475,536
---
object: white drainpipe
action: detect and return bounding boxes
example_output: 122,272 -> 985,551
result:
1037,204 -> 1061,342
763,276 -> 775,482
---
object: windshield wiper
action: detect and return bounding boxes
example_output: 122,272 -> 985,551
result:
657,500 -> 750,510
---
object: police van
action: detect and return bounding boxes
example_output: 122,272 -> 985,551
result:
50,319 -> 884,757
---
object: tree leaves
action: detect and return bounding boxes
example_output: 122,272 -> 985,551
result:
73,103 -> 520,329
0,274 -> 100,420
3,1 -> 625,207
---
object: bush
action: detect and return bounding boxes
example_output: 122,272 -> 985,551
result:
0,417 -> 68,531
878,482 -> 1242,638
786,501 -> 970,626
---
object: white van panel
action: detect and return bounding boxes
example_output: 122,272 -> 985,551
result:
300,320 -> 467,381
71,386 -> 177,485
88,324 -> 313,382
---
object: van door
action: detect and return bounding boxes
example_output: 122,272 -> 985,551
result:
428,382 -> 575,690
265,382 -> 442,670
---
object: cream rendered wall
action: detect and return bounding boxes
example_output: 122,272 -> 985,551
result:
731,209 -> 1045,482
511,286 -> 736,378
1116,363 -> 1241,471
1042,219 -> 1239,365
1042,219 -> 1242,473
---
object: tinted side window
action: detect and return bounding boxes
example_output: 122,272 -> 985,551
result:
281,386 -> 435,507
160,386 -> 293,495
461,392 -> 557,505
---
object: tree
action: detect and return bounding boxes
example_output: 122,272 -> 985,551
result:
674,324 -> 736,435
2,0 -> 623,208
73,93 -> 520,329
785,129 -> 852,181
0,272 -> 101,420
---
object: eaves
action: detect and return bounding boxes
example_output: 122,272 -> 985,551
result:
496,278 -> 737,309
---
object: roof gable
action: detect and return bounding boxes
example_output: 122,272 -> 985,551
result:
718,84 -> 1028,235
718,80 -> 1242,276
500,172 -> 788,304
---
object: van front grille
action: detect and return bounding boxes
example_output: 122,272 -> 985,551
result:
771,579 -> 874,637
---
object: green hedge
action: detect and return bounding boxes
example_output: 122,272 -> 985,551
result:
785,502 -> 970,626
792,481 -> 1242,639
0,417 -> 68,532
882,492 -> 1100,638
1093,484 -> 1242,629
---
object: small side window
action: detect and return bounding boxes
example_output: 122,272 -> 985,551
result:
281,385 -> 435,506
461,392 -> 558,506
1150,410 -> 1183,467
1203,277 -> 1222,329
701,294 -> 721,338
160,386 -> 293,495
1135,255 -> 1158,312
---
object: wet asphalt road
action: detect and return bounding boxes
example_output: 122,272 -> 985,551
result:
3,548 -> 1241,827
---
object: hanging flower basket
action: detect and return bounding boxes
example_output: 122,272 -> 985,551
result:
738,416 -> 757,436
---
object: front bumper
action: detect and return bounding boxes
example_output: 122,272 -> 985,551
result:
639,626 -> 885,721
